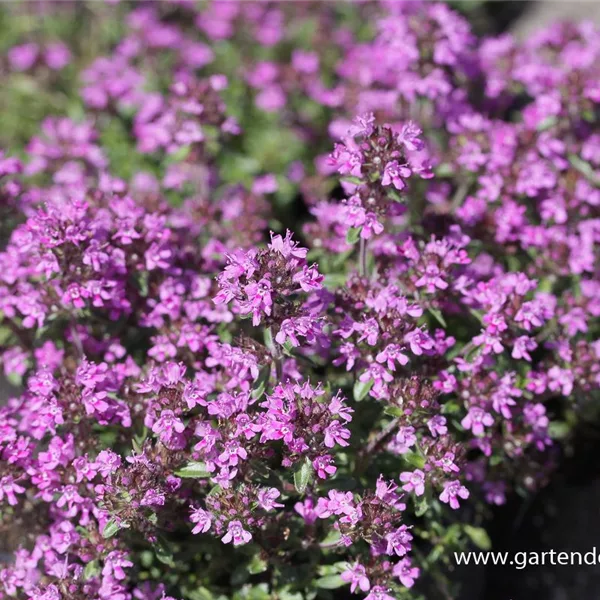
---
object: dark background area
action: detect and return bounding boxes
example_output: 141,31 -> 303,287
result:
456,429 -> 600,600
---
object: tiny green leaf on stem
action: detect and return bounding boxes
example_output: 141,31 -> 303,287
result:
346,227 -> 362,245
293,457 -> 313,494
314,575 -> 346,589
428,307 -> 447,328
320,529 -> 342,548
83,560 -> 100,580
102,519 -> 121,539
247,554 -> 268,574
341,176 -> 363,186
414,493 -> 429,517
154,535 -> 176,567
402,451 -> 426,469
175,461 -> 211,478
569,154 -> 600,185
353,378 -> 373,402
464,525 -> 492,551
251,364 -> 271,400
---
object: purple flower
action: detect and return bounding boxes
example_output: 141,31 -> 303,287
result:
393,557 -> 420,588
427,415 -> 447,437
381,160 -> 412,190
140,489 -> 165,506
341,563 -> 370,593
439,480 -> 470,509
399,469 -> 426,496
152,409 -> 186,444
313,455 -> 337,479
365,587 -> 396,600
190,507 -> 212,534
257,487 -> 284,511
241,277 -> 273,326
376,344 -> 409,370
222,520 -> 252,546
385,525 -> 413,557
404,329 -> 434,356
0,3 -> 597,594
102,551 -> 133,581
388,426 -> 417,455
94,449 -> 122,478
512,335 -> 537,361
324,420 -> 351,448
294,497 -> 319,525
0,476 -> 26,506
45,43 -> 71,70
8,43 -> 38,71
461,407 -> 494,436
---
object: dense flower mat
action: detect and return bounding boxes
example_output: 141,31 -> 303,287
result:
0,2 -> 599,599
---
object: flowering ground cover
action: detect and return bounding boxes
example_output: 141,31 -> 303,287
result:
0,2 -> 599,600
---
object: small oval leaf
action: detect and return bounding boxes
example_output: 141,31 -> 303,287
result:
314,575 -> 345,589
102,519 -> 121,539
464,525 -> 492,551
353,378 -> 374,402
293,458 -> 313,495
346,227 -> 362,245
175,461 -> 211,478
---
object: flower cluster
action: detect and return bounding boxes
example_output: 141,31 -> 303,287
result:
0,2 -> 599,600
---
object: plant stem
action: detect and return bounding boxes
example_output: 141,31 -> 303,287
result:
355,417 -> 400,474
359,237 -> 368,277
265,326 -> 283,381
450,180 -> 470,211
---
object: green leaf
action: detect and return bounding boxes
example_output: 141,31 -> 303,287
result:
207,484 -> 222,497
166,145 -> 191,164
83,560 -> 100,580
135,272 -> 149,297
263,327 -> 274,350
487,454 -> 502,467
428,307 -> 447,328
293,458 -> 313,495
441,400 -> 461,415
175,461 -> 211,478
536,116 -> 557,132
384,405 -> 404,418
548,420 -> 571,440
154,535 -> 175,567
318,562 -> 349,576
387,188 -> 404,203
414,494 -> 429,517
251,364 -> 271,401
6,372 -> 22,387
319,529 -> 342,548
187,588 -> 216,600
569,154 -> 600,186
402,452 -> 426,469
323,274 -> 348,289
314,575 -> 346,589
132,426 -> 148,454
435,163 -> 453,177
538,276 -> 556,293
464,525 -> 492,551
345,227 -> 362,245
353,378 -> 373,402
282,340 -> 295,357
102,519 -> 121,539
230,563 -> 250,587
341,176 -> 363,185
469,308 -> 484,323
247,554 -> 268,574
